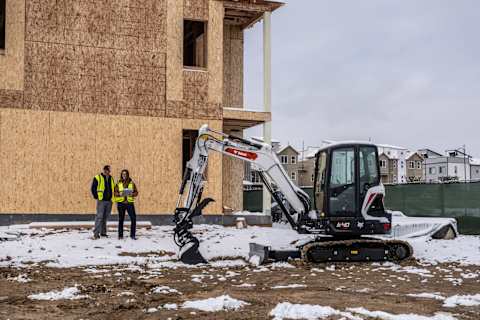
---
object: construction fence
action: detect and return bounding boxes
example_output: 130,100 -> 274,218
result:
243,182 -> 480,235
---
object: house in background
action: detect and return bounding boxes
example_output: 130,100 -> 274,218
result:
244,138 -> 303,188
298,146 -> 320,187
277,145 -> 300,184
422,148 -> 471,182
470,158 -> 480,181
405,152 -> 424,182
377,144 -> 409,184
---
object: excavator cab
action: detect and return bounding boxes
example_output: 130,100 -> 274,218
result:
313,143 -> 391,236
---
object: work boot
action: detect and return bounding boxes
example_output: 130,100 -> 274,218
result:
92,235 -> 100,240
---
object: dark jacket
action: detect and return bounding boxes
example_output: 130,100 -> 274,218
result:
91,174 -> 113,201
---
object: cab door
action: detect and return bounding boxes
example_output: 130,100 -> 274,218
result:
327,147 -> 357,217
314,151 -> 328,214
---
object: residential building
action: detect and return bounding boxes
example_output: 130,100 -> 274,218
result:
377,144 -> 409,184
244,141 -> 303,187
423,149 -> 471,183
0,0 -> 282,218
405,152 -> 424,182
298,146 -> 320,187
278,145 -> 300,184
470,159 -> 480,181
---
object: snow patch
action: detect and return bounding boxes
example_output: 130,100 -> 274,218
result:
348,307 -> 456,320
28,286 -> 88,301
269,302 -> 360,320
151,285 -> 180,294
182,295 -> 248,312
443,294 -> 480,307
407,293 -> 446,300
272,284 -> 307,289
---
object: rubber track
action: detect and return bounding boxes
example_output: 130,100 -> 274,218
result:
300,239 -> 413,263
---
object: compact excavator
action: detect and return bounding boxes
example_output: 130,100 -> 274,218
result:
173,125 -> 413,265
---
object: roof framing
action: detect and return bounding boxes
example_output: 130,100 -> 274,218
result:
220,0 -> 284,29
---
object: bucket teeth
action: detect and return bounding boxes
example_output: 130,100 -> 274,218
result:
179,239 -> 207,265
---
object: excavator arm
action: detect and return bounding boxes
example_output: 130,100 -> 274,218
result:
173,124 -> 311,264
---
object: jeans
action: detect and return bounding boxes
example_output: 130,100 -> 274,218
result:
94,200 -> 112,237
117,202 -> 136,238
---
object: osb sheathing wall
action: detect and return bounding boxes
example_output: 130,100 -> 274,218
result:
0,108 -> 223,214
222,24 -> 244,211
223,24 -> 244,109
0,0 -> 25,105
21,0 -> 171,118
0,0 -> 244,214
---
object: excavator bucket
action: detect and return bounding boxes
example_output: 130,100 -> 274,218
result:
179,239 -> 207,265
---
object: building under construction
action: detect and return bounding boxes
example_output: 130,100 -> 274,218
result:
0,0 -> 282,222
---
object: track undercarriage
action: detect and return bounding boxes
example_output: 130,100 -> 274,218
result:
249,238 -> 413,265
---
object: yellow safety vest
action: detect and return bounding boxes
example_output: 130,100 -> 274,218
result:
116,181 -> 135,203
95,174 -> 115,201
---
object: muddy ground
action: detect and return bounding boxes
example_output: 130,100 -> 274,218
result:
1,258 -> 479,320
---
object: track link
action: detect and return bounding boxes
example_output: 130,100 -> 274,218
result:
301,239 -> 413,263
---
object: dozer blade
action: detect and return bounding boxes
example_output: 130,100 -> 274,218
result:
179,239 -> 207,265
249,243 -> 270,265
249,243 -> 302,265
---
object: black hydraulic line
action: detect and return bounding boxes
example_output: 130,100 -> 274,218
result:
258,171 -> 301,232
228,134 -> 263,149
179,168 -> 191,195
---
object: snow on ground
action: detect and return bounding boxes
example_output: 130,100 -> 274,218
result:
0,223 -> 480,269
270,302 -> 360,320
271,284 -> 307,289
151,285 -> 180,294
407,293 -> 446,300
346,307 -> 456,320
181,295 -> 249,312
443,294 -> 480,307
270,302 -> 457,320
28,286 -> 88,301
410,236 -> 480,265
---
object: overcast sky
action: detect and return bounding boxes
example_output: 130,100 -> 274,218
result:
244,0 -> 480,156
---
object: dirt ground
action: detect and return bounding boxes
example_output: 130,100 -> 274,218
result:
1,257 -> 479,320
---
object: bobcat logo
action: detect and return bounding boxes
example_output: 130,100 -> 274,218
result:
336,222 -> 350,229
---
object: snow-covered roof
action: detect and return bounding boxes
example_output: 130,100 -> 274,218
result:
277,144 -> 299,154
376,143 -> 408,151
470,158 -> 480,166
300,146 -> 321,159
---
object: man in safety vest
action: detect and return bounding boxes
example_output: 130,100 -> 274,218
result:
91,165 -> 115,239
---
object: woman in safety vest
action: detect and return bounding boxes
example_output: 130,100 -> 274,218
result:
114,169 -> 139,239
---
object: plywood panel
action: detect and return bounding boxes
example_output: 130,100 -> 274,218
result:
23,110 -> 49,213
1,109 -> 224,215
48,111 -> 68,213
0,0 -> 25,90
64,111 -> 96,213
166,0 -> 183,101
208,0 -> 224,105
0,109 -> 17,212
